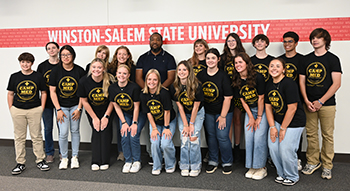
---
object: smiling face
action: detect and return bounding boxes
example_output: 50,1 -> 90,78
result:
96,49 -> 107,61
227,36 -> 237,50
150,33 -> 163,53
20,60 -> 33,73
116,48 -> 130,64
91,61 -> 104,78
283,37 -> 298,53
206,53 -> 220,69
147,72 -> 159,92
177,64 -> 189,81
116,66 -> 130,83
254,39 -> 267,51
60,49 -> 73,65
194,43 -> 207,56
46,43 -> 59,57
234,56 -> 247,74
269,59 -> 285,80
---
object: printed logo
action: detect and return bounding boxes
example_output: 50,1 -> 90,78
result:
267,90 -> 284,113
43,70 -> 52,87
285,63 -> 297,81
306,62 -> 326,85
58,76 -> 78,98
179,91 -> 194,111
224,61 -> 235,79
202,81 -> 219,103
16,80 -> 37,101
147,99 -> 164,121
254,63 -> 270,82
240,85 -> 258,104
88,87 -> 107,106
114,93 -> 133,111
193,64 -> 206,76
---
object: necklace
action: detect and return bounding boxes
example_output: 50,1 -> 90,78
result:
273,82 -> 281,90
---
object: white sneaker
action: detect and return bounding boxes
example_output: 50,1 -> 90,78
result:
130,162 -> 141,173
91,164 -> 99,171
190,169 -> 201,177
252,167 -> 267,180
152,169 -> 161,175
166,166 -> 176,173
298,159 -> 302,171
181,169 -> 189,177
70,156 -> 79,169
59,158 -> 68,170
122,163 -> 132,173
245,168 -> 257,178
100,164 -> 109,171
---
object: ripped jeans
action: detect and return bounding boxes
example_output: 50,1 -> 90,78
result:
178,107 -> 205,170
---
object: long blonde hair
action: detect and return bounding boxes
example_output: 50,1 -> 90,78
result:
95,45 -> 110,64
142,69 -> 164,95
88,58 -> 115,97
173,60 -> 201,101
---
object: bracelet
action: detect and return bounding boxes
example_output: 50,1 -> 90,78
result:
122,121 -> 127,125
257,115 -> 262,118
280,127 -> 287,131
152,128 -> 157,131
318,99 -> 324,105
189,122 -> 194,125
57,108 -> 62,111
164,125 -> 170,129
220,115 -> 226,118
77,108 -> 82,112
270,126 -> 276,129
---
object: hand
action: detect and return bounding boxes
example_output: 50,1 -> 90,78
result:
72,109 -> 81,121
162,129 -> 173,140
92,117 -> 100,132
182,125 -> 190,137
100,117 -> 108,131
246,116 -> 255,132
120,123 -> 129,137
189,124 -> 195,137
57,110 -> 67,123
279,128 -> 286,143
216,116 -> 226,130
130,124 -> 138,137
254,117 -> 262,131
151,129 -> 160,141
306,101 -> 316,112
270,127 -> 278,143
312,100 -> 322,111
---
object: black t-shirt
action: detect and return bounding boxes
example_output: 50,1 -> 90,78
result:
219,55 -> 235,81
109,81 -> 141,115
77,75 -> 110,111
37,59 -> 59,108
193,59 -> 207,76
169,83 -> 204,114
250,55 -> 275,82
300,51 -> 342,106
7,71 -> 47,109
136,49 -> 176,84
196,69 -> 233,115
265,77 -> 306,127
234,73 -> 265,108
48,63 -> 86,107
140,88 -> 176,126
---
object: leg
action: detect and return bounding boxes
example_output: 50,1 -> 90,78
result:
101,113 -> 113,165
86,113 -> 101,165
244,111 -> 255,169
161,118 -> 176,170
178,113 -> 190,170
121,113 -> 133,163
216,112 -> 233,167
252,110 -> 268,168
304,104 -> 320,165
27,106 -> 45,163
130,112 -> 146,162
10,107 -> 28,164
58,107 -> 70,159
69,105 -> 80,157
233,107 -> 243,145
268,121 -> 283,178
42,108 -> 55,156
189,108 -> 205,170
150,123 -> 162,171
204,113 -> 219,167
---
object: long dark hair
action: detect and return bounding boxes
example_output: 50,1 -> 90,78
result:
232,52 -> 256,89
221,33 -> 245,67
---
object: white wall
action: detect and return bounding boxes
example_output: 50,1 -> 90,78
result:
0,0 -> 349,153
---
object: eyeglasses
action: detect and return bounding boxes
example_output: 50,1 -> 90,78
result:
61,54 -> 72,58
283,40 -> 294,44
227,40 -> 236,43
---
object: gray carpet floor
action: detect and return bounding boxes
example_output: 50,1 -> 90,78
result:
0,146 -> 349,191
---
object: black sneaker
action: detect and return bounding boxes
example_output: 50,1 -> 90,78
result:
148,157 -> 153,166
37,160 -> 50,171
206,165 -> 217,174
222,166 -> 232,175
12,164 -> 25,175
282,179 -> 298,186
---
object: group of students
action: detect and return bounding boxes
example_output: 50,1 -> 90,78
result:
7,27 -> 341,186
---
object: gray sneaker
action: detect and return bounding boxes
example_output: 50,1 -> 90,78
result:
302,163 -> 321,175
321,168 -> 332,179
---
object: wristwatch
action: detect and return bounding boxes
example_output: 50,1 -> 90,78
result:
133,121 -> 138,125
164,125 -> 170,129
104,114 -> 110,119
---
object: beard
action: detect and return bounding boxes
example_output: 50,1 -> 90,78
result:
151,46 -> 161,53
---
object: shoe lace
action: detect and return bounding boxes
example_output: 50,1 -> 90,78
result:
323,168 -> 331,175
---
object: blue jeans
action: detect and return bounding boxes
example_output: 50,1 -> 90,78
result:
119,112 -> 147,163
113,111 -> 123,153
244,107 -> 268,169
150,118 -> 177,171
57,105 -> 81,158
178,107 -> 205,170
204,112 -> 233,167
268,121 -> 304,182
42,108 -> 59,156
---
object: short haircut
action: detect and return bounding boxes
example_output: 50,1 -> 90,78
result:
45,42 -> 59,50
150,32 -> 163,42
283,31 -> 299,43
309,28 -> 331,50
252,34 -> 270,47
59,45 -> 76,61
18,52 -> 35,63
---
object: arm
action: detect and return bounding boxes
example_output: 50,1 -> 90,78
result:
313,72 -> 342,111
189,101 -> 201,138
162,110 -> 172,139
216,96 -> 232,130
148,113 -> 160,141
100,102 -> 114,131
176,102 -> 190,137
254,94 -> 265,130
135,69 -> 144,89
50,86 -> 67,123
7,91 -> 14,109
112,102 -> 129,137
241,97 -> 255,131
162,70 -> 176,88
299,74 -> 315,112
279,103 -> 298,142
130,102 -> 140,137
81,97 -> 100,131
265,103 -> 277,143
41,91 -> 47,110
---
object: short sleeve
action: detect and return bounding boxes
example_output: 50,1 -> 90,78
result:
161,89 -> 173,110
223,74 -> 234,96
256,73 -> 266,95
